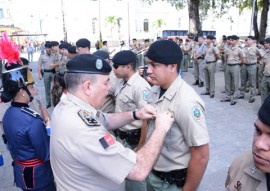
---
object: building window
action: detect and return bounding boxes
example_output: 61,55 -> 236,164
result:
144,19 -> 149,32
0,9 -> 3,19
92,18 -> 97,34
178,18 -> 181,28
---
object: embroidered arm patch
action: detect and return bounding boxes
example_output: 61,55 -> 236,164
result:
78,110 -> 101,126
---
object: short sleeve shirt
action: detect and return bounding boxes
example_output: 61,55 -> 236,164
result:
146,76 -> 209,171
205,43 -> 219,62
114,72 -> 150,131
50,93 -> 137,191
225,45 -> 246,64
244,45 -> 260,64
38,53 -> 58,70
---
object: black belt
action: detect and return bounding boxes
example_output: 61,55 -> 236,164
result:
246,63 -> 256,66
114,129 -> 141,145
184,53 -> 189,55
152,168 -> 187,188
43,69 -> 55,73
227,64 -> 240,66
206,61 -> 215,64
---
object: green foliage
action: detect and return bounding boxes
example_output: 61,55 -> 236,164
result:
152,19 -> 166,29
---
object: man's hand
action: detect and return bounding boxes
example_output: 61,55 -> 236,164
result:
136,104 -> 157,120
39,74 -> 43,80
155,110 -> 174,133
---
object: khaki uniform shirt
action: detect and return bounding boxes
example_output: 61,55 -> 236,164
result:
205,43 -> 219,62
225,151 -> 266,191
225,45 -> 246,64
50,93 -> 137,191
100,71 -> 118,113
101,46 -> 109,53
38,53 -> 58,70
244,45 -> 260,64
258,48 -> 267,65
146,76 -> 209,171
262,49 -> 270,76
183,43 -> 192,54
55,55 -> 69,73
194,43 -> 206,60
115,72 -> 150,131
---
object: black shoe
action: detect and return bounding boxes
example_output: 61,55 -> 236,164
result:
238,95 -> 244,99
221,90 -> 226,93
245,89 -> 250,93
257,92 -> 261,96
46,104 -> 51,109
201,92 -> 210,95
230,101 -> 237,105
249,98 -> 255,103
198,82 -> 204,87
192,80 -> 199,86
210,94 -> 214,98
220,98 -> 230,102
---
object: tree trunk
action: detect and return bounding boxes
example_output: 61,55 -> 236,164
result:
259,0 -> 269,40
188,0 -> 202,37
253,0 -> 259,40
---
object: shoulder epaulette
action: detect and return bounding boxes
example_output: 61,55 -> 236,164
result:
21,107 -> 40,118
78,110 -> 101,126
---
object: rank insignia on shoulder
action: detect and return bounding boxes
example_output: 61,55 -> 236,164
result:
99,133 -> 115,149
192,106 -> 202,121
21,107 -> 39,118
78,110 -> 101,126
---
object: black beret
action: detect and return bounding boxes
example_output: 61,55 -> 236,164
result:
112,50 -> 136,65
51,41 -> 59,46
227,36 -> 232,40
145,40 -> 183,65
247,36 -> 254,40
230,35 -> 239,40
265,38 -> 270,43
59,42 -> 71,49
76,38 -> 91,48
258,40 -> 265,45
45,42 -> 52,48
206,35 -> 214,40
194,37 -> 198,42
258,96 -> 270,126
67,46 -> 77,54
66,54 -> 111,75
93,50 -> 110,60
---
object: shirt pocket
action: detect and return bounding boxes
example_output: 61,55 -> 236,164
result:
119,94 -> 136,111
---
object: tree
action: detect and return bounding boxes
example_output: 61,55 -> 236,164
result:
152,19 -> 166,37
105,16 -> 122,40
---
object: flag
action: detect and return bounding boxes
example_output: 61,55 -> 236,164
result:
99,31 -> 103,48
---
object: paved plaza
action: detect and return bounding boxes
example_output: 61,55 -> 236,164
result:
0,53 -> 262,191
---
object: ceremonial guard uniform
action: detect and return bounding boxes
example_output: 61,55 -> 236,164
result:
261,38 -> 270,103
1,61 -> 55,190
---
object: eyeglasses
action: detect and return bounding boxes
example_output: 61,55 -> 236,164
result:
113,65 -> 119,69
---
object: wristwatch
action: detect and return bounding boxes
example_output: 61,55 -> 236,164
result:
133,109 -> 139,120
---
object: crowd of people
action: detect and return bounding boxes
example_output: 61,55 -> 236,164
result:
0,30 -> 270,191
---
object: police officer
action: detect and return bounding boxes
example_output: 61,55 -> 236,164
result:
257,40 -> 267,96
182,39 -> 192,72
201,35 -> 219,98
261,38 -> 270,103
56,42 -> 71,73
112,50 -> 151,191
221,35 -> 246,105
145,40 -> 210,191
193,36 -> 206,87
1,63 -> 55,191
50,54 -> 175,191
38,42 -> 59,108
225,95 -> 270,191
238,36 -> 261,103
76,38 -> 91,54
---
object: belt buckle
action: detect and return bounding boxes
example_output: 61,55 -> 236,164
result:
162,179 -> 170,189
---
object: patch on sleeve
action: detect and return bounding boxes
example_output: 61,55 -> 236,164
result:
143,90 -> 149,101
192,106 -> 202,121
99,133 -> 115,149
78,110 -> 101,126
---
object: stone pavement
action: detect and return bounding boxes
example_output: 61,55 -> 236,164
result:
0,54 -> 261,190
